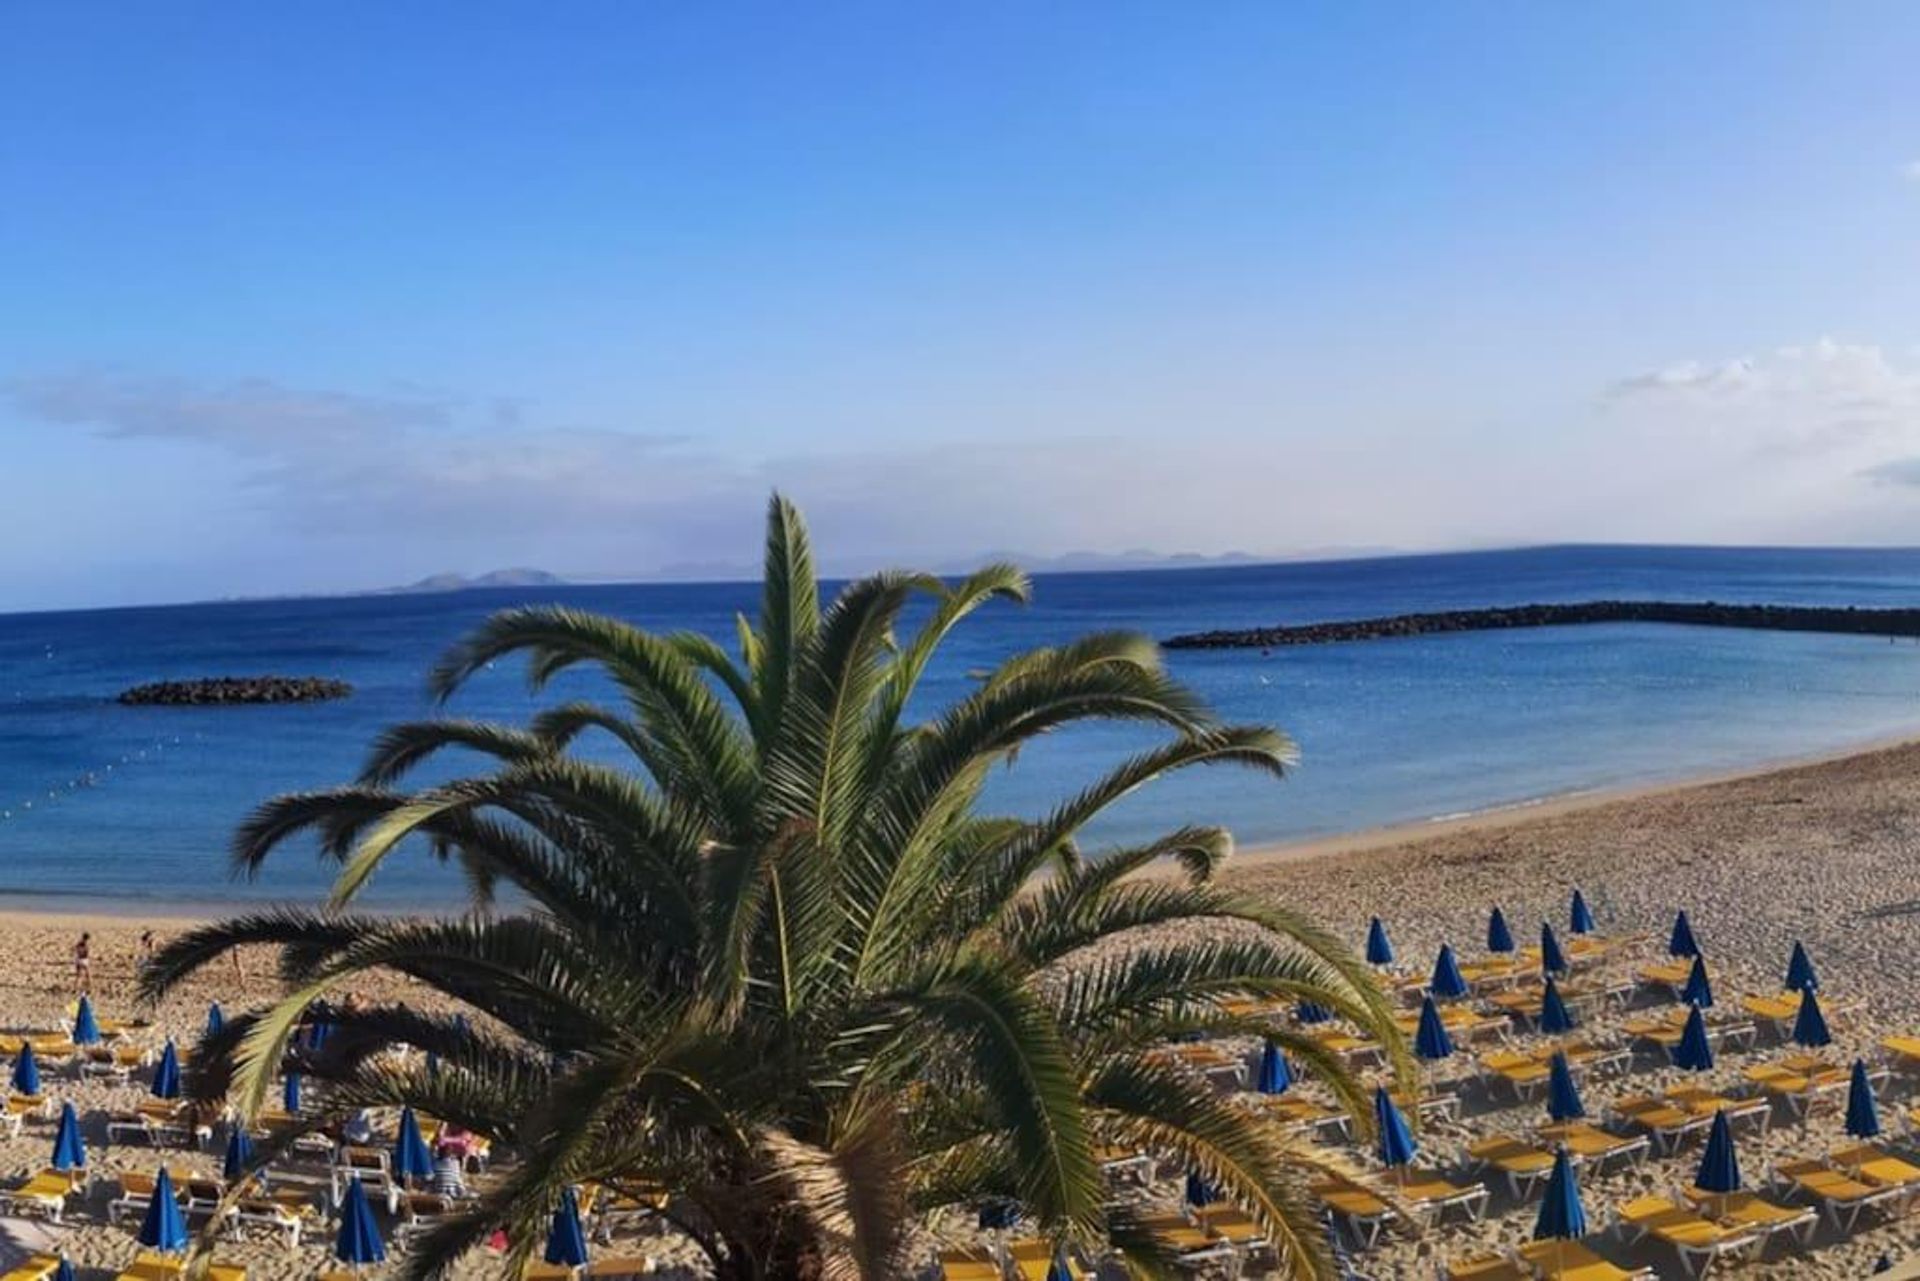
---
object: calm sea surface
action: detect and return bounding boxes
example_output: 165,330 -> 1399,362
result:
3,545 -> 1920,908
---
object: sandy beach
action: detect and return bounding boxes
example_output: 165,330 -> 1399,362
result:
7,740 -> 1920,1277
1214,736 -> 1920,1278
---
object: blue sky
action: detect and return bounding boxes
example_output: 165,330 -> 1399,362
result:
4,3 -> 1919,608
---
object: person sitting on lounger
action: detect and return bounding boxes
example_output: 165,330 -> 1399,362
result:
431,1150 -> 467,1199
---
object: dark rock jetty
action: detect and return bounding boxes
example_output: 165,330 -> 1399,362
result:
1164,600 -> 1920,650
117,676 -> 353,706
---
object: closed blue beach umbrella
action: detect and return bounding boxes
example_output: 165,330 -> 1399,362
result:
50,1101 -> 85,1171
1570,889 -> 1596,936
1044,1250 -> 1075,1281
1674,1004 -> 1714,1072
334,1175 -> 386,1266
1372,1088 -> 1417,1169
1792,987 -> 1832,1049
12,1041 -> 39,1096
393,1106 -> 434,1183
1545,1052 -> 1584,1122
1540,922 -> 1569,977
1533,1147 -> 1586,1243
150,1039 -> 181,1100
1487,907 -> 1515,954
71,996 -> 100,1046
306,1019 -> 331,1053
1539,978 -> 1575,1035
1681,954 -> 1713,1009
977,1199 -> 1018,1230
1785,942 -> 1819,994
283,1072 -> 302,1114
1184,1169 -> 1220,1207
1295,1001 -> 1333,1025
223,1126 -> 254,1183
1847,1059 -> 1881,1139
1693,1111 -> 1741,1194
1414,995 -> 1454,1062
138,1166 -> 189,1253
1669,910 -> 1699,958
205,1003 -> 224,1038
1430,944 -> 1469,1000
1257,1041 -> 1292,1095
51,1259 -> 72,1281
1365,917 -> 1394,967
544,1186 -> 589,1266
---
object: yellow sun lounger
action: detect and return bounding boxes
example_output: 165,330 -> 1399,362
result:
1311,1178 -> 1400,1248
1518,1239 -> 1656,1280
1136,1212 -> 1237,1266
1377,1171 -> 1489,1224
1610,1096 -> 1716,1152
1466,1134 -> 1556,1198
1150,1042 -> 1248,1086
115,1254 -> 248,1281
0,1168 -> 85,1222
1008,1239 -> 1093,1280
1744,1060 -> 1850,1118
1662,1087 -> 1771,1135
1445,1254 -> 1532,1281
6,1092 -> 49,1119
1251,1093 -> 1352,1140
1616,1196 -> 1763,1276
1772,1158 -> 1905,1232
1681,1189 -> 1817,1251
936,1252 -> 998,1281
1536,1121 -> 1650,1170
1882,1034 -> 1920,1070
0,1256 -> 66,1281
1193,1202 -> 1269,1249
1830,1144 -> 1920,1200
1636,960 -> 1693,994
1302,1026 -> 1383,1067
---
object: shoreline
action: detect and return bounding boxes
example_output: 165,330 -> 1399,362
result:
1234,726 -> 1920,868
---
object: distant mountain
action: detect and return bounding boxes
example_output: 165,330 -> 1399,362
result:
386,568 -> 569,594
629,547 -> 1397,585
936,548 -> 1271,575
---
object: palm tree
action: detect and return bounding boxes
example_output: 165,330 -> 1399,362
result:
146,495 -> 1406,1280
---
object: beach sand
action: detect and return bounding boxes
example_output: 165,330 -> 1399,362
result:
0,923 -> 696,1280
7,740 -> 1920,1277
1214,736 -> 1920,1278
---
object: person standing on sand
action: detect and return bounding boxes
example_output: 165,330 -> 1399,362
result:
72,932 -> 91,992
138,929 -> 155,968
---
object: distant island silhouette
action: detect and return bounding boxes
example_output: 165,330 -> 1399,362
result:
384,568 -> 568,594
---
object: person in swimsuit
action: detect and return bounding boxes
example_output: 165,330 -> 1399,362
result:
72,932 -> 91,992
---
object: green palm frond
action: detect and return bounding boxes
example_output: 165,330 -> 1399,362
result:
165,496 -> 1396,1280
885,956 -> 1102,1233
357,719 -> 553,786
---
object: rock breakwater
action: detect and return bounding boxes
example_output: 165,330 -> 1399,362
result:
118,676 -> 352,706
1164,600 -> 1920,649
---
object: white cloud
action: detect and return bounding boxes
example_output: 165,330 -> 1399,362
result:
4,371 -> 743,542
1606,337 -> 1920,456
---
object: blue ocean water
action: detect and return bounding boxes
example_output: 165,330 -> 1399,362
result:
3,544 -> 1920,908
